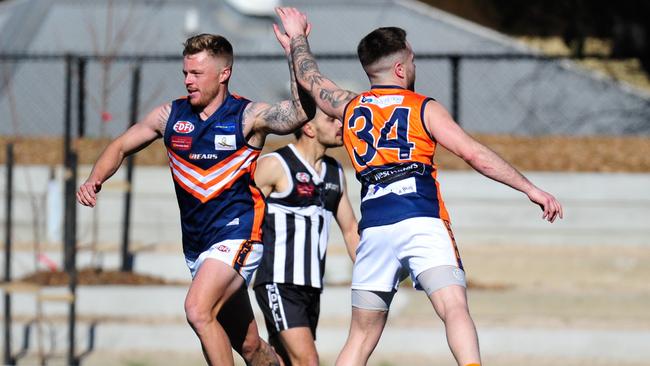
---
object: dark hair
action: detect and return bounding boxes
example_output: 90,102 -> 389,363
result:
293,126 -> 304,140
357,27 -> 408,68
183,33 -> 233,58
293,90 -> 317,139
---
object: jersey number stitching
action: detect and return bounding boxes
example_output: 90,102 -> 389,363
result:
348,106 -> 415,167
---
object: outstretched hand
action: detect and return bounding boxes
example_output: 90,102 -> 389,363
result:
274,7 -> 310,41
527,188 -> 563,223
77,179 -> 102,207
272,23 -> 311,55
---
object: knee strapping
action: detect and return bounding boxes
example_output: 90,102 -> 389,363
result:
351,289 -> 395,311
417,265 -> 466,296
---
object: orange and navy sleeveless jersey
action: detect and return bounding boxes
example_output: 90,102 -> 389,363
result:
163,93 -> 265,261
343,85 -> 450,229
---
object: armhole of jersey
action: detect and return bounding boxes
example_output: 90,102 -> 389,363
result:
163,100 -> 179,142
342,96 -> 357,127
420,97 -> 436,143
332,161 -> 345,216
320,161 -> 327,185
266,153 -> 294,199
239,100 -> 263,151
337,162 -> 345,201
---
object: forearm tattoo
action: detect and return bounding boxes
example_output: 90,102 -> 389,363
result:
243,100 -> 300,135
289,51 -> 316,121
244,51 -> 312,135
320,88 -> 357,109
291,35 -> 320,87
262,101 -> 299,133
287,54 -> 301,112
290,35 -> 356,110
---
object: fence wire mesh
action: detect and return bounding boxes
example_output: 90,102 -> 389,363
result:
0,53 -> 649,139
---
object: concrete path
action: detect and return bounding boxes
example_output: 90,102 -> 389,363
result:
2,286 -> 649,364
2,167 -> 649,364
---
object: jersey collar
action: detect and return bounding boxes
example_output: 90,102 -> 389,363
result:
370,85 -> 406,90
288,143 -> 326,184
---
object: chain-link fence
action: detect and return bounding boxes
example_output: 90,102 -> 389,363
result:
1,53 -> 649,140
1,51 -> 649,365
1,52 -> 649,269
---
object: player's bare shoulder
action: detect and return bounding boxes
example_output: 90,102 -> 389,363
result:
155,103 -> 172,137
422,99 -> 457,131
255,152 -> 288,196
138,102 -> 172,138
257,152 -> 285,178
241,101 -> 265,133
424,99 -> 452,119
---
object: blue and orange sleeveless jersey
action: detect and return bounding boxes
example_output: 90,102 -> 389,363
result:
343,85 -> 450,230
163,93 -> 265,261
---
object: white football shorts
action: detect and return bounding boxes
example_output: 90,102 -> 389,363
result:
185,239 -> 263,285
352,216 -> 464,292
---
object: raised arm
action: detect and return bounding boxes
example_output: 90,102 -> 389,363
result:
424,100 -> 563,222
76,103 -> 169,207
275,7 -> 357,120
242,19 -> 316,143
335,170 -> 359,262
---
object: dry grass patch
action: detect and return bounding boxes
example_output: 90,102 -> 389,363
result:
1,134 -> 649,172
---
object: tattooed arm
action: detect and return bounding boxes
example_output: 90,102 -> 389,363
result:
242,54 -> 314,138
242,21 -> 316,145
77,103 -> 168,207
276,7 -> 357,120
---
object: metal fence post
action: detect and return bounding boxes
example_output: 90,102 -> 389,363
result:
77,57 -> 86,138
62,54 -> 79,365
3,143 -> 15,365
63,54 -> 73,272
121,63 -> 141,272
450,55 -> 461,124
64,151 -> 78,366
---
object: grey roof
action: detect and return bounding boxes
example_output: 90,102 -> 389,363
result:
0,0 -> 648,137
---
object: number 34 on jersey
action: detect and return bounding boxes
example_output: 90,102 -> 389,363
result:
343,87 -> 437,174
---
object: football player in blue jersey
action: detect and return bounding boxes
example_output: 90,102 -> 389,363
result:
77,29 -> 315,366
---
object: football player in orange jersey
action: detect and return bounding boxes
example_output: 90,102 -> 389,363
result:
274,7 -> 563,366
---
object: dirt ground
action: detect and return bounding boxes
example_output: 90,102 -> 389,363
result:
3,134 -> 649,365
1,134 -> 650,172
402,244 -> 650,330
9,244 -> 647,366
32,351 -> 646,366
17,267 -> 185,286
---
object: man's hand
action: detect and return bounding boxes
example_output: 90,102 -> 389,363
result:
77,179 -> 102,207
274,7 -> 309,39
527,188 -> 563,223
272,17 -> 311,55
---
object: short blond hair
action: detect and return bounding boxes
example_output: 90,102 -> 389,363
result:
183,34 -> 233,64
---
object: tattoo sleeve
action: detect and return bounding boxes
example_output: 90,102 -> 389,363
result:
260,100 -> 301,134
290,35 -> 357,114
289,52 -> 316,123
250,52 -> 315,135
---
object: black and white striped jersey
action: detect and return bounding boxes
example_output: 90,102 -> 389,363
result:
253,144 -> 344,289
